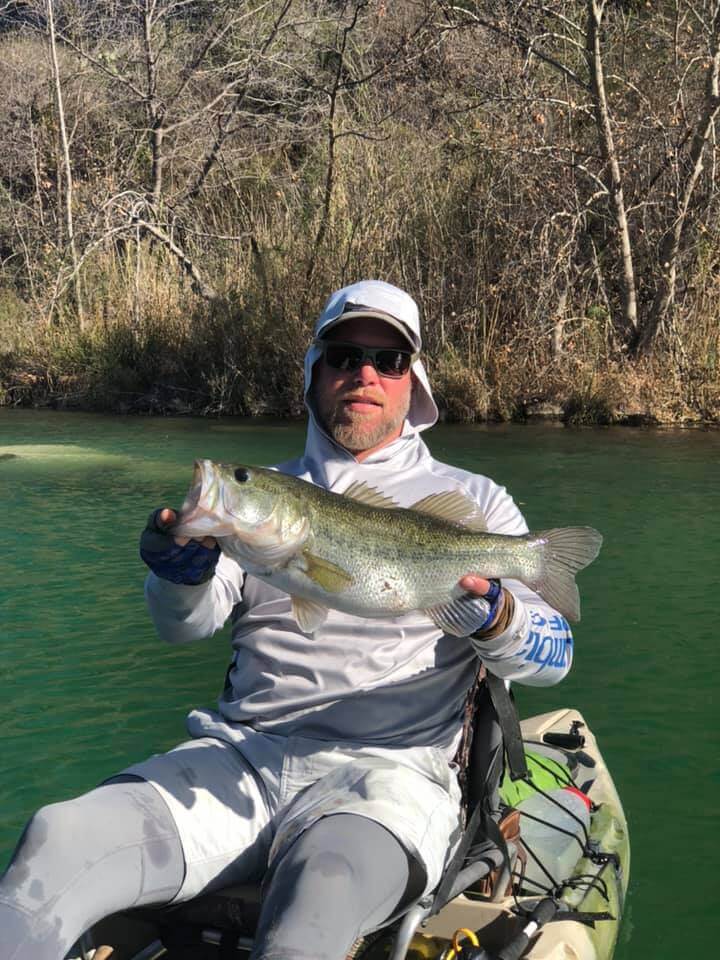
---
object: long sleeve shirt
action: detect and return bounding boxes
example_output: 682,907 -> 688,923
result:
145,419 -> 573,758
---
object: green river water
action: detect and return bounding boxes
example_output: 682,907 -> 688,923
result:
0,409 -> 717,958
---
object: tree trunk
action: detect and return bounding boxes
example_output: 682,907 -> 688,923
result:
635,24 -> 720,357
142,0 -> 164,208
586,0 -> 637,342
137,220 -> 218,301
47,0 -> 84,328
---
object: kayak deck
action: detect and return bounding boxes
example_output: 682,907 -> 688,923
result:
406,708 -> 630,960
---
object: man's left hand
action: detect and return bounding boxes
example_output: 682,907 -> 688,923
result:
454,575 -> 504,636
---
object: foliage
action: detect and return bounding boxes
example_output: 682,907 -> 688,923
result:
0,0 -> 719,424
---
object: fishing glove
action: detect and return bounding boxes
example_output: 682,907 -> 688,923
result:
140,509 -> 220,585
467,579 -> 505,636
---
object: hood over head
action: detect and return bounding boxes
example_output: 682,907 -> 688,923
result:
304,280 -> 439,436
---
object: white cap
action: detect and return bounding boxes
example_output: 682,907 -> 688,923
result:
314,280 -> 422,351
305,280 -> 438,432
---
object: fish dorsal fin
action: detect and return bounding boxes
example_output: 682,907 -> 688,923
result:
291,596 -> 330,634
409,491 -> 487,531
342,481 -> 399,510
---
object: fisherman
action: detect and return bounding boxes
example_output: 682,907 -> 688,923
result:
0,281 -> 576,960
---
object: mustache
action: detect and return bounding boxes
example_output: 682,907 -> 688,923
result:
341,391 -> 385,406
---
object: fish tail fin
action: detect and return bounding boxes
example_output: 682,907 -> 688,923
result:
532,527 -> 603,622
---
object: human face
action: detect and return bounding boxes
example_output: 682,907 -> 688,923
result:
311,317 -> 414,461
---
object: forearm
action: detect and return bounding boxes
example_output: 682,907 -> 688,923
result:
145,556 -> 244,644
471,582 -> 573,687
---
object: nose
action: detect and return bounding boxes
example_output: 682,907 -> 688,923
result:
352,360 -> 380,385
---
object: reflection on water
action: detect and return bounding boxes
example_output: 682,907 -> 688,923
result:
0,409 -> 718,957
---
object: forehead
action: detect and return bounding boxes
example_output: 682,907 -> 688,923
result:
324,316 -> 410,348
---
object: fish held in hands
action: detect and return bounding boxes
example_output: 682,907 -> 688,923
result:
172,460 -> 603,635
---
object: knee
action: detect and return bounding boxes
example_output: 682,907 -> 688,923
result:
13,800 -> 88,872
299,848 -> 356,883
282,834 -> 357,886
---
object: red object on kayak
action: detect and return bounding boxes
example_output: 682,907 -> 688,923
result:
564,785 -> 592,810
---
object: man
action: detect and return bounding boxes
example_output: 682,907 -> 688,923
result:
0,281 -> 574,960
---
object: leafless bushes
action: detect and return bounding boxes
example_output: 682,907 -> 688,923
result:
0,1 -> 719,421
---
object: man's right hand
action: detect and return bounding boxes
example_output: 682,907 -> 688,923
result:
140,508 -> 221,585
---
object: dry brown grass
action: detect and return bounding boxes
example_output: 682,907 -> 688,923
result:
1,2 -> 720,423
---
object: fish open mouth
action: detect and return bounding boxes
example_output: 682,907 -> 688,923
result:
179,459 -> 211,515
172,459 -> 227,537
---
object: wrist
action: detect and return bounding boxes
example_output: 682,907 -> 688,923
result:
472,582 -> 514,640
476,579 -> 502,630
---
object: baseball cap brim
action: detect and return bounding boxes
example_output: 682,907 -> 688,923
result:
318,309 -> 419,352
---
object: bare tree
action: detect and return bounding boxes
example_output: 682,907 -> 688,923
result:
635,2 -> 720,356
51,0 -> 308,302
586,0 -> 637,339
46,0 -> 84,326
441,1 -> 640,346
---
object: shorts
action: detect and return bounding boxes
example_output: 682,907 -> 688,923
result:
124,708 -> 463,903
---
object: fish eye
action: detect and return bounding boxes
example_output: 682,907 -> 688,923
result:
234,467 -> 250,483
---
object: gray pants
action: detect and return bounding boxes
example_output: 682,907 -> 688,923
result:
0,778 -> 417,960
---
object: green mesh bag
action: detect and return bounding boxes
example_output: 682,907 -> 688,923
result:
499,749 -> 574,808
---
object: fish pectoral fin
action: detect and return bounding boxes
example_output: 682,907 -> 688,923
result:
341,481 -> 399,509
291,596 -> 330,633
409,491 -> 487,531
300,551 -> 354,593
424,594 -> 491,638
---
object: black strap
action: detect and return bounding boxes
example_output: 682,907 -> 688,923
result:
552,910 -> 615,927
432,672 -> 526,914
485,672 -> 528,782
431,787 -> 497,913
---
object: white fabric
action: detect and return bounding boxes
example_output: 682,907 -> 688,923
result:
316,280 -> 423,350
124,738 -> 273,901
143,297 -> 575,898
125,727 -> 461,902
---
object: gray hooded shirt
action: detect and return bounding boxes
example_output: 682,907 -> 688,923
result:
145,347 -> 573,756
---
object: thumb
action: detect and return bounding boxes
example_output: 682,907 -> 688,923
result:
156,507 -> 189,545
157,507 -> 177,528
458,574 -> 492,597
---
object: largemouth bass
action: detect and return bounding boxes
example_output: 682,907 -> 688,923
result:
173,460 -> 602,635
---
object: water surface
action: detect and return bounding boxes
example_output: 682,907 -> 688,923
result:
0,410 -> 717,959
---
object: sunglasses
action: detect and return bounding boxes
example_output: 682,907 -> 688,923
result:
314,340 -> 417,379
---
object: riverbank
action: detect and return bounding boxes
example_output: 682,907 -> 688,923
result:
2,1 -> 720,432
2,330 -> 717,427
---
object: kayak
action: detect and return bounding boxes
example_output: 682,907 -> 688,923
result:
384,707 -> 630,960
81,707 -> 629,960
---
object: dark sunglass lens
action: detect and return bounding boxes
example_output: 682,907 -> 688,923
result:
324,343 -> 364,371
376,350 -> 411,377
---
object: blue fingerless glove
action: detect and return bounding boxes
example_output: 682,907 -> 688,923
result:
140,509 -> 221,585
478,578 -> 503,630
466,578 -> 504,636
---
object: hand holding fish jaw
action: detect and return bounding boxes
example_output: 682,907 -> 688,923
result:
140,507 -> 220,585
157,507 -> 217,549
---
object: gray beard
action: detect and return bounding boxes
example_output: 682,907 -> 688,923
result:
314,391 -> 411,455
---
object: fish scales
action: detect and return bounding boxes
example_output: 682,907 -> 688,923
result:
297,492 -> 542,612
173,460 -> 602,634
